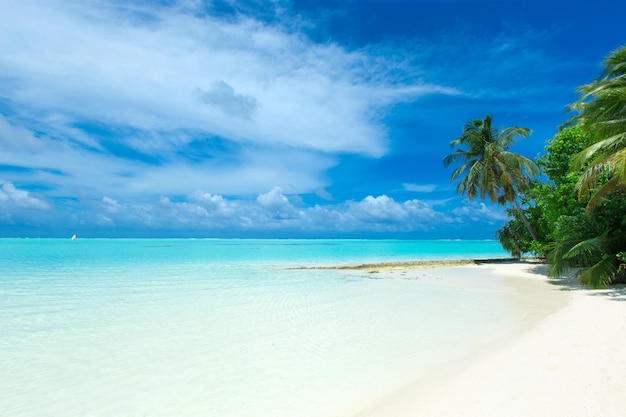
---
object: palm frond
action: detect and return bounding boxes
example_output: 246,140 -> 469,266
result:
571,140 -> 612,170
576,162 -> 609,199
497,126 -> 531,149
444,113 -> 535,240
610,148 -> 626,182
548,238 -> 579,277
585,134 -> 626,168
499,152 -> 540,177
443,150 -> 468,168
562,234 -> 606,263
580,256 -> 619,289
585,176 -> 622,214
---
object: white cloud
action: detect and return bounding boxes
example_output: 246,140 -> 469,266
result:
451,202 -> 507,223
94,213 -> 115,226
0,114 -> 337,201
45,186 -> 508,236
102,196 -> 122,214
403,183 -> 437,193
0,181 -> 50,210
403,199 -> 439,220
255,186 -> 299,221
190,191 -> 237,218
349,195 -> 408,222
0,0 -> 453,158
339,195 -> 442,232
315,189 -> 334,201
196,81 -> 259,120
257,186 -> 290,208
0,115 -> 46,153
0,0 -> 528,237
0,0 -> 460,206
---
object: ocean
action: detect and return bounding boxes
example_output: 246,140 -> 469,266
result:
0,239 -> 515,417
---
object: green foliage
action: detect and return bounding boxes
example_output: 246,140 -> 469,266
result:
547,199 -> 626,288
444,114 -> 539,240
538,125 -> 589,183
540,45 -> 626,287
496,124 -> 626,288
498,185 -> 551,257
444,114 -> 538,204
495,126 -> 589,258
533,127 -> 589,240
567,44 -> 626,213
495,220 -> 526,259
446,47 -> 626,288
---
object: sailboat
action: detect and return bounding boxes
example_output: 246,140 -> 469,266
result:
71,234 -> 77,241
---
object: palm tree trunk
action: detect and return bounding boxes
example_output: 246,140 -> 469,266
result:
510,198 -> 539,241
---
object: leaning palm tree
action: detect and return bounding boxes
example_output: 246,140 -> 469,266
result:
443,114 -> 539,240
568,44 -> 626,213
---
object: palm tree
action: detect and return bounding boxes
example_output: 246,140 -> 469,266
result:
443,114 -> 539,240
568,44 -> 626,213
547,212 -> 626,288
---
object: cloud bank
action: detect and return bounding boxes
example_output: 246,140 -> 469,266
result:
0,0 -> 456,192
0,0 -> 514,237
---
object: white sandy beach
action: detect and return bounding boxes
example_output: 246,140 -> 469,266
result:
352,261 -> 626,417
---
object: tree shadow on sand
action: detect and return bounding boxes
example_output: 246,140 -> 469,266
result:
519,261 -> 626,302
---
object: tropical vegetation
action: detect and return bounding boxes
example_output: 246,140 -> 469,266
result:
445,44 -> 626,288
443,114 -> 539,240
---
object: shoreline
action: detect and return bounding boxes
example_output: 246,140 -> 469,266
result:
290,257 -> 526,271
349,260 -> 626,417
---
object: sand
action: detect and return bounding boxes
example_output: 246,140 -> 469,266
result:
351,261 -> 626,417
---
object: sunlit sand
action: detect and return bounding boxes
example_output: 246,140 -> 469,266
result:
352,261 -> 626,417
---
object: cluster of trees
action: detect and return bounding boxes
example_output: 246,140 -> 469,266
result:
444,45 -> 626,288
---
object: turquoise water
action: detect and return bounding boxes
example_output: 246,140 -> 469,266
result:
0,239 -> 513,417
0,238 -> 508,268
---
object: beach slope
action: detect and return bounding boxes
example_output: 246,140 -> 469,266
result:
355,262 -> 626,417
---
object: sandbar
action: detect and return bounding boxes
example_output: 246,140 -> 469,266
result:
291,258 -> 514,271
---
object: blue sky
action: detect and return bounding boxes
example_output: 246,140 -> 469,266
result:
0,0 -> 623,238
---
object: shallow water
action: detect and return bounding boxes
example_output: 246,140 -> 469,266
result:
0,239 -> 515,417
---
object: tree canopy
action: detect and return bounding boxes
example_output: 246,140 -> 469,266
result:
489,45 -> 626,287
443,114 -> 539,241
568,45 -> 626,213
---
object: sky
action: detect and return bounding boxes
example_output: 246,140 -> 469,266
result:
0,0 -> 624,239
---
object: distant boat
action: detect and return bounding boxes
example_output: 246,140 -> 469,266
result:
71,234 -> 77,241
